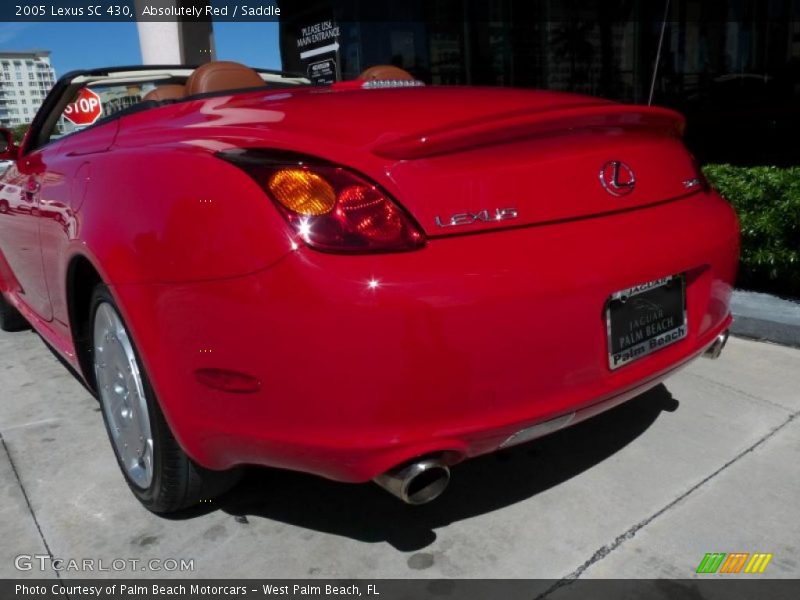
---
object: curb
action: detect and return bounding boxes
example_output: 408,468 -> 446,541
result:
730,290 -> 800,349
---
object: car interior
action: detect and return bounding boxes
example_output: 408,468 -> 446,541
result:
141,60 -> 415,102
25,61 -> 417,152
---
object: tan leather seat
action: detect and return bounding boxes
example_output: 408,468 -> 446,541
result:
359,65 -> 415,81
184,61 -> 265,96
142,84 -> 186,102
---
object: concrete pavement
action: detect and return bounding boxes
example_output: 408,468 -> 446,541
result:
1,329 -> 798,582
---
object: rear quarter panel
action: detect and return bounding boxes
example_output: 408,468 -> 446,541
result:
77,145 -> 293,284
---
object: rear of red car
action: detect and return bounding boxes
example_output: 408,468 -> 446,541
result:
112,85 -> 739,497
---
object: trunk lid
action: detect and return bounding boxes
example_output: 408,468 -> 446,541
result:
369,100 -> 698,237
174,86 -> 700,236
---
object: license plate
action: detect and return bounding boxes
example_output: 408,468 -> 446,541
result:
606,274 -> 687,370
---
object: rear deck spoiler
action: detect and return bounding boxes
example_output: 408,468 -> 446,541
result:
372,103 -> 686,160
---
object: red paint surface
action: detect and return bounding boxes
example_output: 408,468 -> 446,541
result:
0,84 -> 739,481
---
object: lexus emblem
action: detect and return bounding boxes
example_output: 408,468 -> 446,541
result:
599,161 -> 636,196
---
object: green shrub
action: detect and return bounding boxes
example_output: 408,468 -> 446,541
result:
703,165 -> 800,297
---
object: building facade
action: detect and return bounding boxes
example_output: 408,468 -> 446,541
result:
0,51 -> 56,129
278,0 -> 800,166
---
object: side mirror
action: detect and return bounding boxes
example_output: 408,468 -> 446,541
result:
0,128 -> 19,161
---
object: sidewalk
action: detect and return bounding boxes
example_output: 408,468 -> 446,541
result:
731,289 -> 800,348
1,329 -> 799,580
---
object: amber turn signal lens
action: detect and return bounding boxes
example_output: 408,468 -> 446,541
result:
267,168 -> 336,216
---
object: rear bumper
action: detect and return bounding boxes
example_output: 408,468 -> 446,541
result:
113,190 -> 739,481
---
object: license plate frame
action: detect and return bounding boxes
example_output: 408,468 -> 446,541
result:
606,274 -> 687,370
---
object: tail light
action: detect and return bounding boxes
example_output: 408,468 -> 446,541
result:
218,150 -> 425,253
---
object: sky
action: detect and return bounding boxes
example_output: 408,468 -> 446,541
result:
0,21 -> 282,77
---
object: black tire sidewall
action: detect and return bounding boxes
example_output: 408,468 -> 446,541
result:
0,292 -> 28,331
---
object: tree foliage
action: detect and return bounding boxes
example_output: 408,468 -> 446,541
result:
12,124 -> 29,144
704,165 -> 800,296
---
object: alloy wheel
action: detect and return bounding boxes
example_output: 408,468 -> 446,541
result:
93,302 -> 154,489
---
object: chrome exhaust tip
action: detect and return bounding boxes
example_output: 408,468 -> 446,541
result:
703,329 -> 729,359
374,458 -> 451,505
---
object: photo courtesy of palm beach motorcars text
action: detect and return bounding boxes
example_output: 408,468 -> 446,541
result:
15,583 -> 376,597
1,0 -> 799,599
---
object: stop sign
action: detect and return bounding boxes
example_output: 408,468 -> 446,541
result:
63,88 -> 103,126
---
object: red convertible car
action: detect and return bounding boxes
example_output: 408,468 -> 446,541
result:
0,61 -> 738,512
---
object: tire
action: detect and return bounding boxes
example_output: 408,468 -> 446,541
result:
89,284 -> 241,513
0,293 -> 28,332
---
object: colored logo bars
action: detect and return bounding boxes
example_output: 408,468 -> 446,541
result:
696,553 -> 773,574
